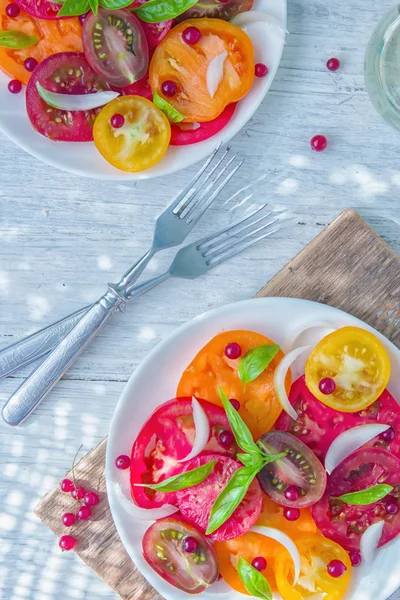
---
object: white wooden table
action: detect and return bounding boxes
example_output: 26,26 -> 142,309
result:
1,1 -> 400,599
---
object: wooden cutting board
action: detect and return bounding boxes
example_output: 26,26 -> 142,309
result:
35,209 -> 400,600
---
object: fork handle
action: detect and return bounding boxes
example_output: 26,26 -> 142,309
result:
2,286 -> 126,426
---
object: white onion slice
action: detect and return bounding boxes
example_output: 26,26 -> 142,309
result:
325,424 -> 390,474
274,346 -> 311,420
178,397 -> 210,463
36,82 -> 119,111
206,51 -> 228,99
360,520 -> 385,564
114,483 -> 178,521
282,320 -> 338,353
252,526 -> 301,584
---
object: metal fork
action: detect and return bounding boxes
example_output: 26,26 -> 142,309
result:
1,147 -> 243,426
2,205 -> 280,426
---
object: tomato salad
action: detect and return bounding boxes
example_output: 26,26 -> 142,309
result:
0,0 -> 274,172
114,325 -> 400,598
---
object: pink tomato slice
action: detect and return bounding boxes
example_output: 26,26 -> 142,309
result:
170,103 -> 237,146
26,51 -> 110,141
14,0 -> 62,19
176,454 -> 262,541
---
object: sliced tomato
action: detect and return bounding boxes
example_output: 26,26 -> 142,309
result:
130,398 -> 238,509
312,448 -> 400,551
82,9 -> 149,88
142,517 -> 219,593
176,0 -> 253,22
93,95 -> 170,171
26,52 -> 110,141
170,103 -> 236,145
276,534 -> 351,600
257,495 -> 317,537
149,18 -> 254,122
275,376 -> 400,461
305,326 -> 391,412
214,531 -> 282,595
14,0 -> 61,19
177,330 -> 289,440
176,453 -> 262,541
257,431 -> 326,508
0,0 -> 82,84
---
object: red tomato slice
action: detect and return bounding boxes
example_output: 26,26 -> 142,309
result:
120,71 -> 152,100
176,454 -> 262,541
275,376 -> 400,461
170,103 -> 236,145
140,19 -> 172,51
130,398 -> 238,509
14,0 -> 62,20
312,448 -> 400,550
26,52 -> 110,141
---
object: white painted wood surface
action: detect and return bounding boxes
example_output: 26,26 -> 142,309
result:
1,1 -> 400,599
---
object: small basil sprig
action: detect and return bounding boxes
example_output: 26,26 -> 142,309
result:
132,0 -> 199,23
0,31 -> 39,49
238,344 -> 280,387
335,484 -> 393,506
58,0 -> 132,17
153,91 -> 185,122
237,557 -> 272,600
218,387 -> 260,456
134,460 -> 217,493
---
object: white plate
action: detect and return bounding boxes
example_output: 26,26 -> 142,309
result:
106,297 -> 400,600
0,0 -> 286,180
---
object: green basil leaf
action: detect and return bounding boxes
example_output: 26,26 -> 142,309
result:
0,30 -> 38,49
153,91 -> 185,123
133,460 -> 217,493
238,344 -> 280,386
132,0 -> 199,23
58,0 -> 89,17
100,0 -> 133,9
218,387 -> 262,456
237,557 -> 272,600
237,453 -> 264,469
336,484 -> 393,506
88,0 -> 98,13
206,466 -> 257,534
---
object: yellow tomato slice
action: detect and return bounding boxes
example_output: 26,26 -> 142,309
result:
93,95 -> 171,172
177,330 -> 290,440
276,534 -> 351,600
257,496 -> 317,537
305,326 -> 390,412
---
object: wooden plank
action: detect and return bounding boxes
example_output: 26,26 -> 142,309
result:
35,209 -> 400,600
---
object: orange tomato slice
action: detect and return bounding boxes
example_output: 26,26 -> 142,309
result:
257,495 -> 317,537
149,18 -> 254,122
176,330 -> 289,440
0,0 -> 82,84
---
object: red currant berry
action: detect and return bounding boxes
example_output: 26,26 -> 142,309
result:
255,63 -> 268,78
5,2 -> 20,17
380,427 -> 395,442
218,430 -> 235,449
62,513 -> 76,527
224,342 -> 242,359
349,550 -> 362,567
77,505 -> 92,521
61,478 -> 74,493
385,496 -> 399,515
84,491 -> 99,507
71,485 -> 85,500
251,556 -> 267,571
8,79 -> 22,94
319,377 -> 336,394
311,134 -> 328,152
161,80 -> 177,97
24,57 -> 38,72
182,536 -> 198,552
229,399 -> 240,410
110,113 -> 125,129
327,559 -> 347,578
182,26 -> 201,45
326,57 -> 340,72
59,535 -> 76,551
283,507 -> 300,521
115,455 -> 130,470
284,485 -> 300,501
79,12 -> 88,24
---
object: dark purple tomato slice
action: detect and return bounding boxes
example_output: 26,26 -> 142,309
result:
257,431 -> 327,508
142,517 -> 219,593
14,0 -> 62,20
275,376 -> 400,461
82,8 -> 149,88
170,103 -> 237,146
26,52 -> 110,142
176,454 -> 262,541
312,448 -> 400,551
175,0 -> 253,22
130,398 -> 238,509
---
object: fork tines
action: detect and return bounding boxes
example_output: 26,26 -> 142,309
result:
173,145 -> 244,225
199,205 -> 283,266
